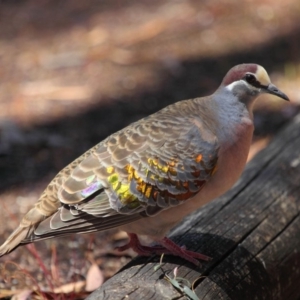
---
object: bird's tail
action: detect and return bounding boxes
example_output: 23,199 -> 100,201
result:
0,206 -> 46,257
0,225 -> 34,256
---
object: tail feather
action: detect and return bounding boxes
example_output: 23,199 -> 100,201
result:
0,225 -> 34,256
0,206 -> 46,257
0,192 -> 143,257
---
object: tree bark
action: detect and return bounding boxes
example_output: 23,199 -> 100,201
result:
87,113 -> 300,300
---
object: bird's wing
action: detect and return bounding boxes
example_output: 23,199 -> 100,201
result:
24,101 -> 220,241
0,101 -> 220,253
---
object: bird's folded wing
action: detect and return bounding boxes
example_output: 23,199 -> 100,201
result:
30,102 -> 220,239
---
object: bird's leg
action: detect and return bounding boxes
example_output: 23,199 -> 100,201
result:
116,233 -> 167,255
158,237 -> 212,265
116,233 -> 212,266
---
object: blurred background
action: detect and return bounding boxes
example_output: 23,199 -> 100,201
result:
0,0 -> 300,297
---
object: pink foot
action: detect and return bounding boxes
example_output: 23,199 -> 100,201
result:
159,237 -> 211,266
116,233 -> 167,255
116,233 -> 212,266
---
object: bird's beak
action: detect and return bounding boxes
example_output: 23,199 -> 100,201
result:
263,83 -> 289,101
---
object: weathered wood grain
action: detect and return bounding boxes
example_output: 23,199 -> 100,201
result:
87,113 -> 300,300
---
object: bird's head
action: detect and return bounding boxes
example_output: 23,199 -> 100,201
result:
220,63 -> 289,109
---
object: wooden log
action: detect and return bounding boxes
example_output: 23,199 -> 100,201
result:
87,113 -> 300,300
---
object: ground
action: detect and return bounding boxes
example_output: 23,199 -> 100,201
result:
0,0 -> 300,298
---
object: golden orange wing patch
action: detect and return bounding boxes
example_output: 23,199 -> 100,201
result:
106,153 -> 217,212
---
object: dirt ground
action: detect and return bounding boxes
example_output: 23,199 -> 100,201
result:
0,0 -> 300,298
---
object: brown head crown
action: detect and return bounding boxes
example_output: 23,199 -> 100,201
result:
222,64 -> 259,86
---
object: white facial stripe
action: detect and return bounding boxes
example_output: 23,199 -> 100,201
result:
225,80 -> 248,91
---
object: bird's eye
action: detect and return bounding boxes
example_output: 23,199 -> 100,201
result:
244,73 -> 256,84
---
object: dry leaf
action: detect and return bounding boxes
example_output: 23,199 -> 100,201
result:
85,263 -> 104,292
53,281 -> 86,294
112,231 -> 128,241
11,289 -> 32,300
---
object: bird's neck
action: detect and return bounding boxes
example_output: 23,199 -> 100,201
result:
211,88 -> 255,146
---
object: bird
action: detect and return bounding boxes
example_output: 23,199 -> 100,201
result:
0,64 -> 289,266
